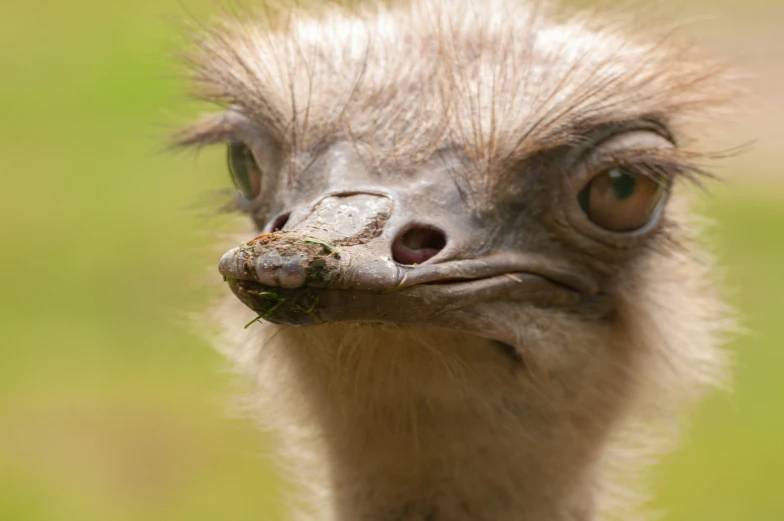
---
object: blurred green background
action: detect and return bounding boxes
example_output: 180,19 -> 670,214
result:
0,1 -> 781,520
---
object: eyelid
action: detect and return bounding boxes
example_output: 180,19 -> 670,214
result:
591,122 -> 675,149
582,151 -> 680,182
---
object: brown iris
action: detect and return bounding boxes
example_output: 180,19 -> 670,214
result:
578,167 -> 666,232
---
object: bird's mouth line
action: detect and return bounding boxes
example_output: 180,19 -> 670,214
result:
402,269 -> 587,306
402,265 -> 593,297
227,269 -> 570,293
226,267 -> 586,328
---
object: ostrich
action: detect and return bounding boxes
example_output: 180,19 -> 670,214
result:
175,0 -> 735,519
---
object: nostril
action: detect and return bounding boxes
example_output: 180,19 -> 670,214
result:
392,226 -> 447,265
267,212 -> 290,233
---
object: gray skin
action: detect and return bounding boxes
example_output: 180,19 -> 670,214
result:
217,116 -> 672,346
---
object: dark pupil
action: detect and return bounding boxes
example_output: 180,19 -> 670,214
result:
608,168 -> 636,200
228,143 -> 256,199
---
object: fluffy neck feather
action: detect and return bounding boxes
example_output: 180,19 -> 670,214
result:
217,309 -> 670,521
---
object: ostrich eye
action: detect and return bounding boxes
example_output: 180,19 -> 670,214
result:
227,142 -> 262,200
577,167 -> 666,232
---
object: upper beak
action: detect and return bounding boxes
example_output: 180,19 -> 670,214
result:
218,192 -> 598,332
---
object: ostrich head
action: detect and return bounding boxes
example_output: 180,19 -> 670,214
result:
176,1 -> 734,520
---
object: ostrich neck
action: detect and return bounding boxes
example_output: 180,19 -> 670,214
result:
254,324 -> 632,521
315,392 -> 600,521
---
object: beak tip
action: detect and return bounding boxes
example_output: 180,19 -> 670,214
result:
218,247 -> 254,281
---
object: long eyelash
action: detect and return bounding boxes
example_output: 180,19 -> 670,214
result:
587,148 -> 716,187
169,112 -> 234,150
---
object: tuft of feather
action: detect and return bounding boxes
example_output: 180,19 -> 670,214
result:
175,0 -> 738,183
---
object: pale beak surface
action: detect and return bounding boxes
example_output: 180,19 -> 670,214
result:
219,191 -> 598,333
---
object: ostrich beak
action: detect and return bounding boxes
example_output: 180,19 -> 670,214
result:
218,192 -> 598,334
